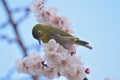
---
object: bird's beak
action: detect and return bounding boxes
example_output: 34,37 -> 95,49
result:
39,40 -> 41,45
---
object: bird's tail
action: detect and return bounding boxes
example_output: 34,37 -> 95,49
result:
75,39 -> 92,49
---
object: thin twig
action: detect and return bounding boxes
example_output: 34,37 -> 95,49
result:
0,34 -> 16,44
16,7 -> 30,24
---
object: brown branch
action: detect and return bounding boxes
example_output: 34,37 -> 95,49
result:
2,0 -> 27,57
2,0 -> 38,80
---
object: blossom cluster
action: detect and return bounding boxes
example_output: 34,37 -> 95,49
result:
30,0 -> 73,33
16,0 -> 90,80
16,39 -> 88,80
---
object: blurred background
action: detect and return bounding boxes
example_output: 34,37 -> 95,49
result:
0,0 -> 120,80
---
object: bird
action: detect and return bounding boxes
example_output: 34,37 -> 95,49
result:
32,24 -> 92,50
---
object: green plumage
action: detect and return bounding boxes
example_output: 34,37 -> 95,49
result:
32,24 -> 92,49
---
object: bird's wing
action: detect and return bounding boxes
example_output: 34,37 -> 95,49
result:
49,31 -> 76,41
49,33 -> 74,49
47,25 -> 72,37
48,26 -> 77,42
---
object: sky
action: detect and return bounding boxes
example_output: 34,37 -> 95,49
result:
0,0 -> 120,80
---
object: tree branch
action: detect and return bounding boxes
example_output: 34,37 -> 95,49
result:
2,0 -> 28,57
2,0 -> 38,80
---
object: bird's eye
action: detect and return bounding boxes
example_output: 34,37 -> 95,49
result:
38,30 -> 42,36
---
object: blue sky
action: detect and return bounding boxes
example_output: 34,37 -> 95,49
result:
0,0 -> 120,80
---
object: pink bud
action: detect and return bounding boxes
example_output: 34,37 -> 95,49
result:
70,52 -> 75,56
85,68 -> 90,74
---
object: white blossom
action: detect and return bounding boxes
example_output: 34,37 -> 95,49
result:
16,59 -> 26,73
16,53 -> 44,75
67,66 -> 86,80
30,0 -> 46,13
43,39 -> 59,53
41,67 -> 58,79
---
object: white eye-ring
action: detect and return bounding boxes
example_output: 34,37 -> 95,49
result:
38,30 -> 42,36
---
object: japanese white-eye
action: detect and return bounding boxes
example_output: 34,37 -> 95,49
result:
32,24 -> 92,50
